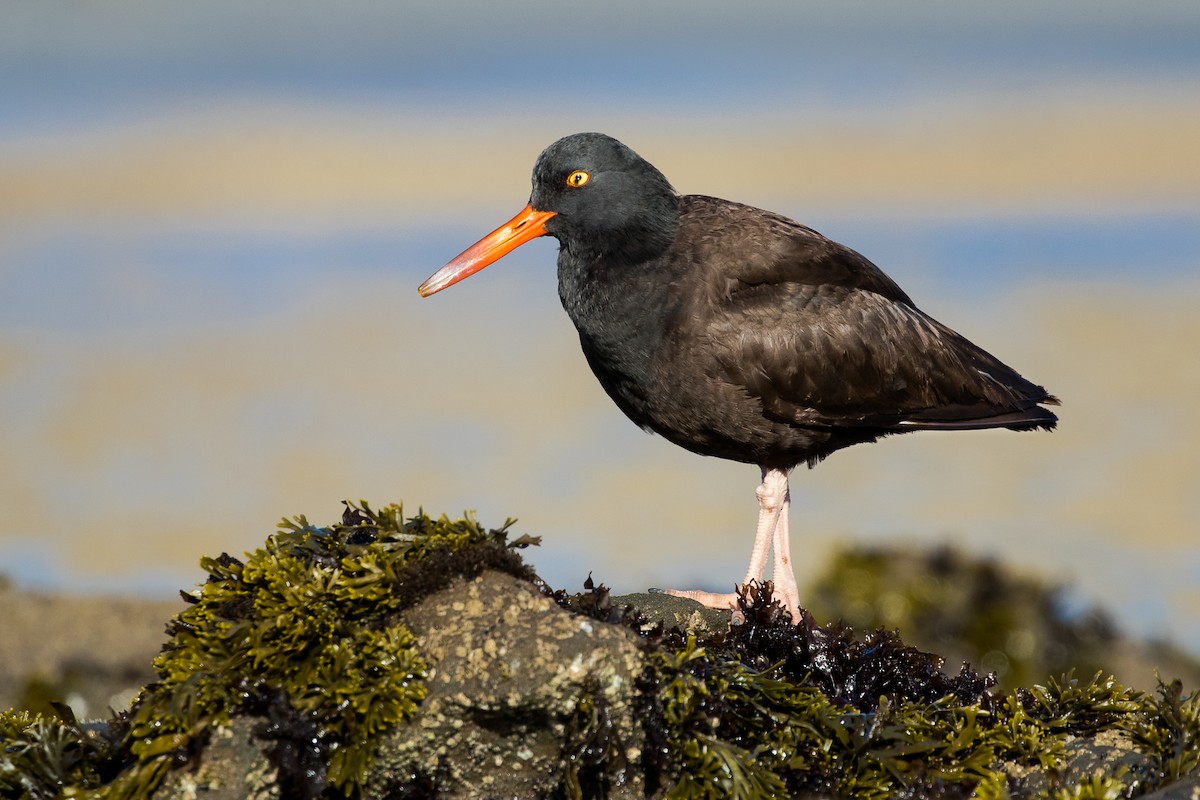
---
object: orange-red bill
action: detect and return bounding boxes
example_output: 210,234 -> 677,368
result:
418,204 -> 557,297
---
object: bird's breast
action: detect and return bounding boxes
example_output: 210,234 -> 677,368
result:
560,259 -> 663,378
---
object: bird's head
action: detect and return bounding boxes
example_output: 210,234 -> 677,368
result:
419,132 -> 678,297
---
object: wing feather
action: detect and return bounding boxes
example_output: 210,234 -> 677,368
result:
675,197 -> 1058,433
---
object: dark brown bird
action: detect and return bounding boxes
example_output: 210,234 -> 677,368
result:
419,132 -> 1058,622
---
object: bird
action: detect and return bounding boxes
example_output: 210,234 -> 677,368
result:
418,132 -> 1058,623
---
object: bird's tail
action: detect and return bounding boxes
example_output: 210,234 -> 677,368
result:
897,396 -> 1059,432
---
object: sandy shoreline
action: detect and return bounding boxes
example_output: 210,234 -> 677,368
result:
0,581 -> 182,716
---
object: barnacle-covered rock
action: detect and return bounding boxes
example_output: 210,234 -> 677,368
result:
368,569 -> 646,798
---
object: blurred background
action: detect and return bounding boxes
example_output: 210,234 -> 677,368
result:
1,1 -> 1197,674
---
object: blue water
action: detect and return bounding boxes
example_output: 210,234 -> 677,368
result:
2,214 -> 1194,335
2,2 -> 1198,138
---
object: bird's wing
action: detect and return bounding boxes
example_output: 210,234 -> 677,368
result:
712,284 -> 1053,429
679,195 -> 916,306
679,205 -> 1057,431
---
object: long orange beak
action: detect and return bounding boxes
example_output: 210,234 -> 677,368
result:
418,204 -> 557,297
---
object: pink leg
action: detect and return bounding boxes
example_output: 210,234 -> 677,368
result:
665,467 -> 798,622
765,468 -> 800,621
742,467 -> 783,585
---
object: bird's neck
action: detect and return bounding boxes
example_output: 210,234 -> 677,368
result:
556,248 -> 678,384
554,192 -> 682,388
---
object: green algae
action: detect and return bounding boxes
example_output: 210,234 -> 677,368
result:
101,501 -> 521,799
0,710 -> 99,799
1128,677 -> 1200,791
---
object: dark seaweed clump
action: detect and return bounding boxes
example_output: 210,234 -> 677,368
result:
806,544 -> 1128,688
718,581 -> 995,709
557,580 -> 1195,799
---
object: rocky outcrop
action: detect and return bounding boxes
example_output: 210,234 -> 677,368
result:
1,503 -> 1197,799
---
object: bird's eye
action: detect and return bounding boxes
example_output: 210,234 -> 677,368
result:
565,170 -> 590,188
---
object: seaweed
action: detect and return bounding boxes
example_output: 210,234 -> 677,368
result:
1127,677 -> 1200,791
623,585 -> 1176,799
806,544 -> 1122,687
641,633 -> 1001,799
2,507 -> 1198,799
108,501 -> 524,798
0,707 -> 132,799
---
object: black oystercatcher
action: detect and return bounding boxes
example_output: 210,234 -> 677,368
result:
419,132 -> 1058,622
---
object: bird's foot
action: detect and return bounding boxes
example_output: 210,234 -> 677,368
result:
661,588 -> 747,624
661,587 -> 740,609
661,586 -> 801,626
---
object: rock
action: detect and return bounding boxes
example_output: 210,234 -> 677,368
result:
1144,771 -> 1200,800
132,569 -> 651,800
372,570 -> 647,798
